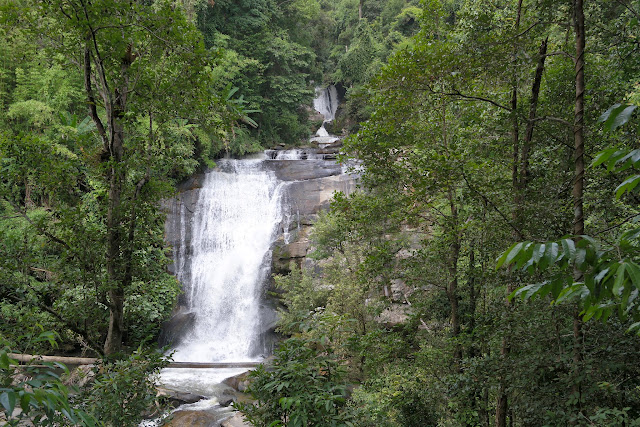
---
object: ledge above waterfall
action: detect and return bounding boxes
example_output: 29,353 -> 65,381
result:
261,159 -> 344,181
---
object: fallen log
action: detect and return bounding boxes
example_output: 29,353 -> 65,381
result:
9,353 -> 97,365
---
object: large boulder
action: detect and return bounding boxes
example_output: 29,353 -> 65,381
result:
163,410 -> 222,427
262,159 -> 343,181
222,371 -> 252,393
157,387 -> 206,406
221,413 -> 251,427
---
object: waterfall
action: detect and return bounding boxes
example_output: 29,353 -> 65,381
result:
313,86 -> 338,122
313,86 -> 339,141
161,158 -> 286,394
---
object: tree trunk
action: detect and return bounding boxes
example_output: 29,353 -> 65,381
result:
104,127 -> 125,355
521,37 -> 548,187
441,98 -> 462,365
571,0 -> 586,419
83,40 -> 127,356
496,2 -> 523,425
359,0 -> 363,20
468,245 -> 477,358
447,202 -> 462,364
572,3 -> 585,238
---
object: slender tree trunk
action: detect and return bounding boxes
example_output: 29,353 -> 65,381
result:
104,127 -> 125,355
83,39 -> 128,355
571,0 -> 586,419
497,2 -> 523,425
522,37 -> 548,187
447,190 -> 462,364
468,244 -> 477,358
573,4 -> 585,237
441,98 -> 462,365
99,50 -> 131,355
359,0 -> 363,20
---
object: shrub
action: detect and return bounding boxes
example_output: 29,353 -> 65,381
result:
236,337 -> 354,427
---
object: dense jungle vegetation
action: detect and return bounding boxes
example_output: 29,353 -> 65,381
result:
1,0 -> 640,425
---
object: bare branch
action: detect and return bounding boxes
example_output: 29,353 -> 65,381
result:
425,84 -> 512,111
531,115 -> 573,127
462,172 -> 525,240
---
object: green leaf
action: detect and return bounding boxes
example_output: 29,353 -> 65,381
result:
497,241 -> 527,269
628,321 -> 640,334
591,147 -> 618,168
613,263 -> 627,296
545,242 -> 559,264
626,262 -> 640,290
556,283 -> 588,304
582,306 -> 598,322
600,103 -> 637,132
0,391 -> 16,415
614,175 -> 640,199
0,352 -> 10,370
598,103 -> 620,123
560,238 -> 576,262
510,282 -> 548,301
594,267 -> 611,284
531,243 -> 545,264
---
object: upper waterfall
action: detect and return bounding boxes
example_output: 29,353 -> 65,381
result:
313,85 -> 339,124
312,86 -> 340,145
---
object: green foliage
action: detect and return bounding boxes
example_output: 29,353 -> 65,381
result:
124,276 -> 181,344
80,347 -> 169,427
288,1 -> 640,425
336,22 -> 381,86
499,101 -> 640,332
0,331 -> 97,426
0,0 -> 228,355
236,337 -> 354,427
196,0 -> 315,147
274,264 -> 329,335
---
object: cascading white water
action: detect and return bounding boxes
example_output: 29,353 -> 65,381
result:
265,148 -> 326,160
161,158 -> 286,394
312,86 -> 340,146
313,85 -> 338,125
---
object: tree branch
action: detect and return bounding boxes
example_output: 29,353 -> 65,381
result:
593,213 -> 640,235
462,172 -> 525,240
425,84 -> 512,111
84,46 -> 108,149
531,115 -> 573,127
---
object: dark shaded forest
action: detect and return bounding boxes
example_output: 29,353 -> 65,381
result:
2,0 -> 640,426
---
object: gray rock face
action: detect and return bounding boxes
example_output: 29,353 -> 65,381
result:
158,310 -> 196,347
221,413 -> 251,427
262,159 -> 343,181
287,173 -> 355,217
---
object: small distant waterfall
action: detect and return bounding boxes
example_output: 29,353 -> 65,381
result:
313,86 -> 339,139
170,159 -> 285,364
